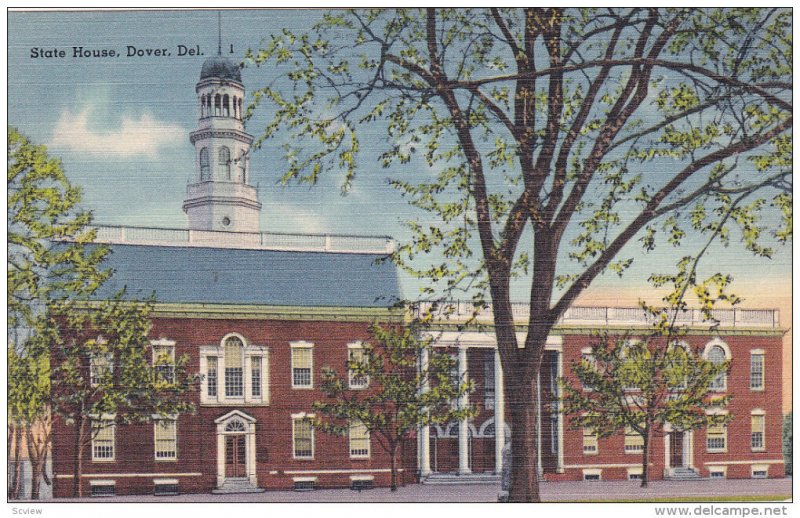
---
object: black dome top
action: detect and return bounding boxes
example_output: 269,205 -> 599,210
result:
200,55 -> 242,82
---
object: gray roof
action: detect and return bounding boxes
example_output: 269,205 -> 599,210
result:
200,55 -> 242,82
91,244 -> 402,308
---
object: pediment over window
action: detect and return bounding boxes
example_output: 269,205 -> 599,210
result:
214,409 -> 256,425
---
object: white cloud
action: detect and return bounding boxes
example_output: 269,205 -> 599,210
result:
49,108 -> 184,158
266,203 -> 328,234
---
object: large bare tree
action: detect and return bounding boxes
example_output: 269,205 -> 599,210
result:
245,8 -> 791,501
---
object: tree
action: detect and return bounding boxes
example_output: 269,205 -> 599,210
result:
7,126 -> 110,499
245,8 -> 791,501
560,329 -> 731,487
783,412 -> 792,476
312,322 -> 475,491
43,296 -> 199,497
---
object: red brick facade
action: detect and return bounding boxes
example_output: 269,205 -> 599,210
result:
52,314 -> 784,497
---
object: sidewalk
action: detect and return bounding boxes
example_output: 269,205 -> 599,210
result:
51,478 -> 792,503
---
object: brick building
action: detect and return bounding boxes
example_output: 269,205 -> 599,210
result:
51,51 -> 785,497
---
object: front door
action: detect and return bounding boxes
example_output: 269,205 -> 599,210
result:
670,431 -> 684,468
225,435 -> 246,478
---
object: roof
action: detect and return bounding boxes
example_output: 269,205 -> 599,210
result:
200,55 -> 242,82
90,243 -> 402,308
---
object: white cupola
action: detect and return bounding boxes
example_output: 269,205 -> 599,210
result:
183,44 -> 261,233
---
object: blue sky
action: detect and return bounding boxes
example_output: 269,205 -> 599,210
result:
7,9 -> 791,309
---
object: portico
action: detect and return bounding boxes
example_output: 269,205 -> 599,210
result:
419,331 -> 564,476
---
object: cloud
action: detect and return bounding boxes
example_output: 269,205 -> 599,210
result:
49,107 -> 185,158
267,203 -> 328,234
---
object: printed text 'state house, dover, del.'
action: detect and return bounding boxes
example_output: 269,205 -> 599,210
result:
51,49 -> 786,498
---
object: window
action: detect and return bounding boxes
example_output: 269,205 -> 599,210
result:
583,426 -> 598,454
219,146 -> 231,180
484,354 -> 495,409
706,422 -> 727,452
291,342 -> 313,388
251,357 -> 262,398
624,426 -> 644,454
348,343 -> 369,389
581,348 -> 594,390
200,335 -> 268,405
152,340 -> 175,384
751,412 -> 765,451
92,419 -> 115,461
222,94 -> 230,117
224,336 -> 244,397
706,343 -> 728,391
750,352 -> 764,390
709,467 -> 726,479
214,94 -> 221,116
550,414 -> 559,454
154,419 -> 177,460
199,148 -> 210,180
583,470 -> 601,481
207,357 -> 218,397
349,421 -> 370,458
90,481 -> 116,497
751,465 -> 768,479
628,470 -> 643,481
90,351 -> 112,387
292,416 -> 314,459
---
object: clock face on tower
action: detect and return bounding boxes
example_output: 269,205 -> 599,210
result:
222,216 -> 231,227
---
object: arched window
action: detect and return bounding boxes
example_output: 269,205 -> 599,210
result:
707,345 -> 727,391
224,336 -> 244,397
218,147 -> 231,179
223,94 -> 230,117
199,148 -> 210,181
238,98 -> 243,119
225,419 -> 247,433
206,95 -> 212,117
238,151 -> 247,183
214,94 -> 221,116
232,96 -> 238,119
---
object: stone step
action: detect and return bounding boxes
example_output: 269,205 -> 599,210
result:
211,479 -> 266,494
422,473 -> 500,485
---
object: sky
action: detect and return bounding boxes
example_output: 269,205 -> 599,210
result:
7,9 -> 792,409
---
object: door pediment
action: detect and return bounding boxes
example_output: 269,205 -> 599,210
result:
215,409 -> 256,425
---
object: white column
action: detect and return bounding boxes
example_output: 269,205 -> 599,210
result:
419,347 -> 432,476
536,371 -> 542,475
216,427 -> 225,488
248,427 -> 257,486
556,351 -> 564,473
458,346 -> 471,474
664,427 -> 671,477
494,348 -> 505,474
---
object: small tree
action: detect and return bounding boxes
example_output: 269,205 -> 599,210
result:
561,327 -> 731,487
43,296 -> 199,498
7,126 -> 110,499
313,321 -> 475,491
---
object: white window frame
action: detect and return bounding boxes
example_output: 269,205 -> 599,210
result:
582,469 -> 602,481
151,338 -> 176,384
89,337 -> 112,387
153,417 -> 177,461
750,350 -> 765,391
291,341 -> 314,389
708,466 -> 727,479
580,347 -> 594,391
624,425 -> 644,454
751,465 -> 769,479
292,413 -> 315,460
627,467 -> 643,480
703,339 -> 731,392
199,334 -> 269,405
347,342 -> 369,390
706,411 -> 729,453
349,420 -> 371,459
751,409 -> 766,452
91,415 -> 116,462
583,426 -> 598,455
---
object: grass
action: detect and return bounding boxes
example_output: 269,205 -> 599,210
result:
562,494 -> 791,503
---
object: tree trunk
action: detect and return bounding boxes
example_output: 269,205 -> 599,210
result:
389,444 -> 398,491
26,426 -> 42,500
507,374 -> 540,502
9,424 -> 23,500
640,424 -> 650,488
73,417 -> 85,498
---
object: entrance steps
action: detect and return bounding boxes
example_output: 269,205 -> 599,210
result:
422,472 -> 500,485
666,467 -> 702,480
212,478 -> 265,494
